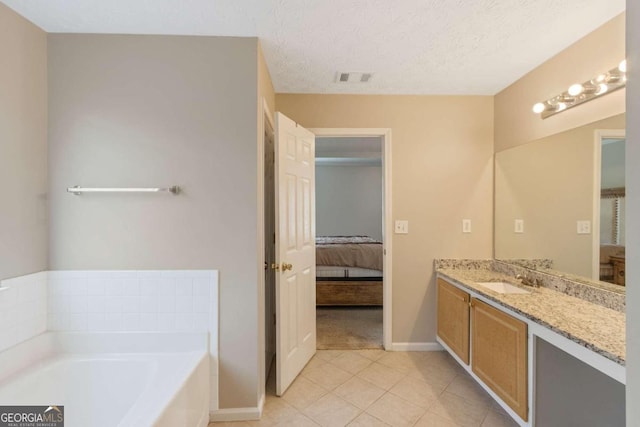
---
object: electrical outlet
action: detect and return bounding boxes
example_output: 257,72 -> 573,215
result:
462,219 -> 472,233
514,219 -> 524,233
577,220 -> 591,234
394,220 -> 409,234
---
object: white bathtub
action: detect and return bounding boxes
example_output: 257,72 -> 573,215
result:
0,332 -> 209,427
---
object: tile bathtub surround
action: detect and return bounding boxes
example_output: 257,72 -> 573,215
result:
0,272 -> 48,352
47,270 -> 218,334
47,270 -> 220,411
1,269 -> 219,412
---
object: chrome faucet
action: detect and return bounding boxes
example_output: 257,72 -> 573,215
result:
516,273 -> 541,288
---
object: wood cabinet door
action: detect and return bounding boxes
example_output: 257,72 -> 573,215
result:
437,278 -> 470,364
471,298 -> 528,421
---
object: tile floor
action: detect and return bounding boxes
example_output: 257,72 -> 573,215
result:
209,349 -> 519,427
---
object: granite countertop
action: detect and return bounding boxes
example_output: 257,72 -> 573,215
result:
436,267 -> 626,365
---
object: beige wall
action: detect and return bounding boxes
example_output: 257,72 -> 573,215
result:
48,34 -> 261,409
626,1 -> 639,424
0,4 -> 48,281
495,114 -> 625,277
277,94 -> 494,343
495,13 -> 625,152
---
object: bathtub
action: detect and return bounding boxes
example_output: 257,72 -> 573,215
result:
0,332 -> 209,427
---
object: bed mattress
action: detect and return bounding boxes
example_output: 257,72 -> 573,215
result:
316,236 -> 383,271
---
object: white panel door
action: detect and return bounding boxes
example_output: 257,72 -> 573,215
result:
275,112 -> 316,396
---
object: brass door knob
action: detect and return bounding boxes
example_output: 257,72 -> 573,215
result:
282,263 -> 293,271
271,263 -> 280,271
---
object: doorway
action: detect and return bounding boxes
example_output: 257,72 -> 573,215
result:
312,128 -> 393,352
260,117 -> 393,397
314,136 -> 384,349
593,130 -> 626,284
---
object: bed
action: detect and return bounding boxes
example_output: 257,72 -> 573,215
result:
316,236 -> 383,306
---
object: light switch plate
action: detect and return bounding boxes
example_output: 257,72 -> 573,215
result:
577,220 -> 591,234
394,220 -> 409,234
514,219 -> 524,233
462,219 -> 472,233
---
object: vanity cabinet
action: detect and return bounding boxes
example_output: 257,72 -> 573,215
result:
437,278 -> 528,421
436,278 -> 470,364
471,298 -> 528,421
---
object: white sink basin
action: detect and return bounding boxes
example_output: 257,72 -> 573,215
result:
475,282 -> 531,295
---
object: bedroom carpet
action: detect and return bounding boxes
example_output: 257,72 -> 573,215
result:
317,306 -> 383,349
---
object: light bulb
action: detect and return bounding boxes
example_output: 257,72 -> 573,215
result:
619,59 -> 627,73
595,74 -> 607,83
556,102 -> 567,112
568,83 -> 584,96
596,83 -> 608,95
532,102 -> 546,114
606,73 -> 621,83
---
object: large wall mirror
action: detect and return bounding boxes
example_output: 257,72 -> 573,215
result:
494,113 -> 625,291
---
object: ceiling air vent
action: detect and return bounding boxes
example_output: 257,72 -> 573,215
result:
360,73 -> 372,82
335,72 -> 373,83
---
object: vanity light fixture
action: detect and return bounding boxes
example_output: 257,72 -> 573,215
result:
619,59 -> 627,73
532,60 -> 627,119
568,83 -> 584,96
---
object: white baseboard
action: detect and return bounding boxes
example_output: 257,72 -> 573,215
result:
209,394 -> 264,423
389,342 -> 443,351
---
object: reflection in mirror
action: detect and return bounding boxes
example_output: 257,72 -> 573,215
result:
494,113 -> 625,292
599,138 -> 625,285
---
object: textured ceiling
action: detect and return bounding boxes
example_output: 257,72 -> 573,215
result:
1,0 -> 625,94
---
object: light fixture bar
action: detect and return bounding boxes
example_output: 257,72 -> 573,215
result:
533,60 -> 627,119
